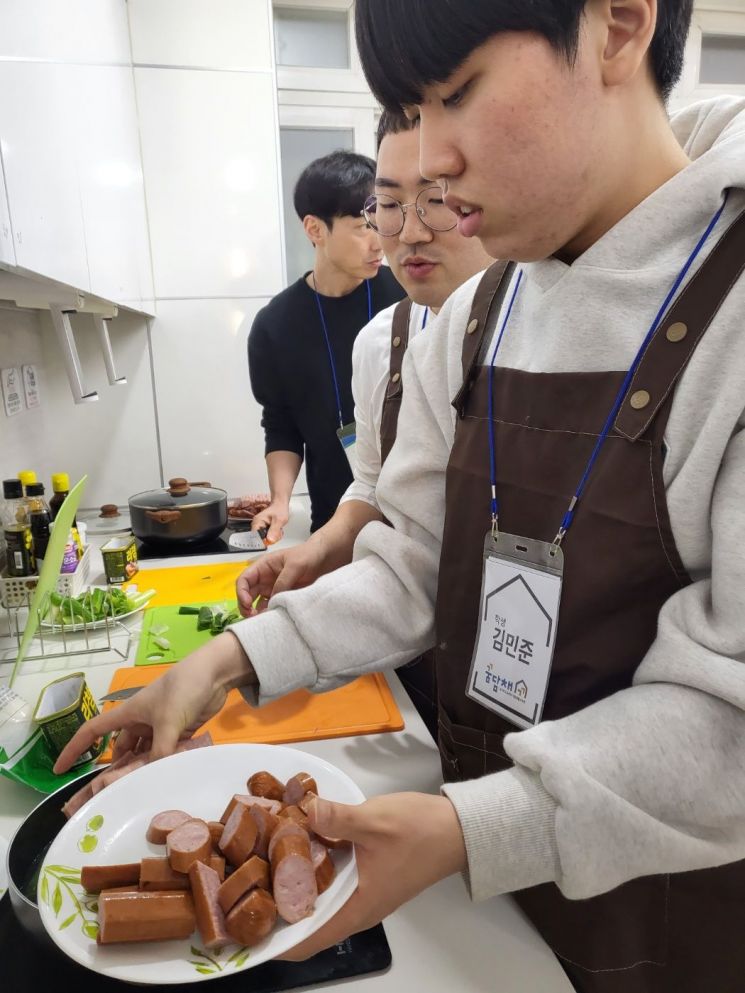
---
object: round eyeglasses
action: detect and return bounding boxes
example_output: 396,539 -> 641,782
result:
362,185 -> 457,237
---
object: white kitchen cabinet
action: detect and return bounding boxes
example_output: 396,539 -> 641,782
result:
0,0 -> 131,64
0,62 -> 89,291
73,65 -> 154,310
135,67 -> 284,299
0,148 -> 16,267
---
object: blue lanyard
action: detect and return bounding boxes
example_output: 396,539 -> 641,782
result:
487,195 -> 729,549
313,277 -> 372,429
422,307 -> 429,330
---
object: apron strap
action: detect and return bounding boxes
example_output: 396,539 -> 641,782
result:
452,260 -> 514,416
380,297 -> 414,465
615,207 -> 745,442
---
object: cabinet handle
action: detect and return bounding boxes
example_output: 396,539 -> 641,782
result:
94,316 -> 127,387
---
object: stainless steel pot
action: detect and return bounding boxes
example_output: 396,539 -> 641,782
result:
7,770 -> 97,945
129,477 -> 227,546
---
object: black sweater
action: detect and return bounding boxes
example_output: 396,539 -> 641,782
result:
248,268 -> 405,531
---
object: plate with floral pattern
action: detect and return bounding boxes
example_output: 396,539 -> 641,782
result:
38,744 -> 363,984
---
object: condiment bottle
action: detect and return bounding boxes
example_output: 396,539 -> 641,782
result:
26,483 -> 52,569
49,473 -> 75,525
2,479 -> 34,576
17,470 -> 37,495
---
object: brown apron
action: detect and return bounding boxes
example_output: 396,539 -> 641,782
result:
435,215 -> 745,993
380,298 -> 438,739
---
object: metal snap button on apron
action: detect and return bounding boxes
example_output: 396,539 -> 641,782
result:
630,389 -> 651,410
666,321 -> 688,342
391,372 -> 401,383
392,336 -> 402,348
467,319 -> 479,335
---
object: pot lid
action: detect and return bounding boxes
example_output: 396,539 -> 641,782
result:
130,478 -> 227,511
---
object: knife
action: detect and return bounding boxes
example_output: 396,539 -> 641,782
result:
100,686 -> 146,703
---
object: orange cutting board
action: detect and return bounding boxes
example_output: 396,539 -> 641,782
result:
99,664 -> 404,761
124,561 -> 252,607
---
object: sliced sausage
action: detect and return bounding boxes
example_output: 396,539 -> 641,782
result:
139,857 -> 188,891
166,818 -> 212,874
220,793 -> 282,825
310,839 -> 336,895
207,821 -> 224,848
225,888 -> 277,948
217,855 -> 270,915
279,805 -> 310,831
97,890 -> 196,944
146,809 -> 193,845
248,771 -> 285,802
210,854 -> 226,883
267,820 -> 309,862
81,863 -> 140,894
189,860 -> 231,951
248,805 -> 280,860
283,773 -> 318,807
271,833 -> 318,924
297,791 -> 317,816
219,802 -> 258,867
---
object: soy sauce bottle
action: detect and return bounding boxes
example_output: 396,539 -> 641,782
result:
2,479 -> 34,576
26,483 -> 52,568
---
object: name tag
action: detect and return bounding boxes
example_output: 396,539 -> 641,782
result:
466,532 -> 563,730
337,422 -> 357,470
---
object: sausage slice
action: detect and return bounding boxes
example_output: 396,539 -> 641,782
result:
271,833 -> 318,924
146,809 -> 193,845
81,863 -> 140,894
217,855 -> 270,914
219,802 -> 258,867
248,771 -> 285,802
97,890 -> 196,944
166,818 -> 212,874
189,860 -> 231,951
225,888 -> 277,947
283,773 -> 318,807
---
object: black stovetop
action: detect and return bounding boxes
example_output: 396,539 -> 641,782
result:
0,893 -> 391,992
135,525 -> 253,560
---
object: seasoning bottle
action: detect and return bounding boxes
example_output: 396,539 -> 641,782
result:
2,479 -> 34,576
26,483 -> 52,569
49,473 -> 75,524
17,470 -> 37,494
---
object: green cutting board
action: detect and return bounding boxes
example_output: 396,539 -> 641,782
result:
135,600 -> 239,666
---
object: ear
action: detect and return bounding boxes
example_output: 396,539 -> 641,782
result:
600,0 -> 656,88
303,214 -> 327,248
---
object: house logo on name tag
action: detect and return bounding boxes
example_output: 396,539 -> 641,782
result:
483,574 -> 553,650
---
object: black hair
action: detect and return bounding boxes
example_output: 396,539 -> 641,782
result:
293,150 -> 377,227
355,0 -> 693,109
376,108 -> 418,152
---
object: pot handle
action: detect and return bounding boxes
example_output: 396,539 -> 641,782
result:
145,509 -> 182,524
188,480 -> 212,488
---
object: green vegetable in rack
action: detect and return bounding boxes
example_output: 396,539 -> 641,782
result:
45,588 -> 155,626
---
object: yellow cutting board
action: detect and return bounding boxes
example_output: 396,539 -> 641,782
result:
124,560 -> 251,607
99,664 -> 404,760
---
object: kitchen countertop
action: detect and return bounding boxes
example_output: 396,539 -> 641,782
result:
0,514 -> 573,993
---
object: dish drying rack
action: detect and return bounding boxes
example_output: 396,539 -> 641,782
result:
1,585 -> 131,665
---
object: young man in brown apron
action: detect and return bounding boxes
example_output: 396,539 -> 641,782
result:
58,3 -> 745,988
234,110 -> 492,738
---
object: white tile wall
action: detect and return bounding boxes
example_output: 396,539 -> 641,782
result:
135,67 -> 284,300
128,0 -> 272,71
148,298 -> 271,498
0,305 -> 161,508
0,0 -> 131,64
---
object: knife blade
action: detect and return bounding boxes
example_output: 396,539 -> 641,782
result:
99,686 -> 146,703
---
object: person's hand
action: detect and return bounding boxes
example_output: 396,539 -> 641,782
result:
53,633 -> 253,773
236,540 -> 328,617
280,792 -> 467,961
251,500 -> 290,545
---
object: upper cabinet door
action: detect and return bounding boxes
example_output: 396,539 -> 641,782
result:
0,0 -> 131,64
0,62 -> 89,290
74,65 -> 154,309
0,149 -> 16,266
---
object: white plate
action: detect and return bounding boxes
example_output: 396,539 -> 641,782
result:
38,744 -> 363,985
40,591 -> 151,632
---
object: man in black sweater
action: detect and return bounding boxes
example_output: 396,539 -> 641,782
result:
247,151 -> 404,540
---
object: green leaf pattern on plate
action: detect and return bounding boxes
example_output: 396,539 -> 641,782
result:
86,815 -> 104,832
189,944 -> 251,976
40,865 -> 98,941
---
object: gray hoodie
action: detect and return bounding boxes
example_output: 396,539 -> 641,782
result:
234,97 -> 745,902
